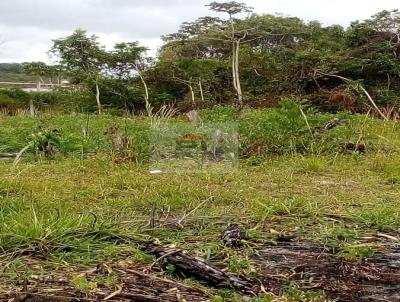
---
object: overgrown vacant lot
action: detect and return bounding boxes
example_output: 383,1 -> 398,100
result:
1,107 -> 400,301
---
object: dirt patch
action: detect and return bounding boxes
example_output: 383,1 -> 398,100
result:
3,241 -> 400,302
254,242 -> 400,302
1,262 -> 208,302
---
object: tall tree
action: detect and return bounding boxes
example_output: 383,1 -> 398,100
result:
50,29 -> 106,114
207,1 -> 254,106
162,2 -> 256,106
107,42 -> 152,115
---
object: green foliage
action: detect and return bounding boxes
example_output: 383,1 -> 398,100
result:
0,63 -> 36,81
72,275 -> 98,292
29,128 -> 63,157
357,206 -> 400,231
0,102 -> 397,159
239,99 -> 353,156
387,176 -> 400,184
0,89 -> 29,115
22,62 -> 51,79
227,255 -> 254,275
249,294 -> 274,302
154,7 -> 400,108
0,88 -> 30,103
3,7 -> 400,112
338,245 -> 375,261
200,105 -> 239,122
0,94 -> 21,111
215,289 -> 241,301
51,29 -> 105,77
283,286 -> 326,301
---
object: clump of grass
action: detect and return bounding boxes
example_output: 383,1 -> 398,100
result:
0,204 -> 143,263
72,275 -> 98,292
387,176 -> 400,185
282,286 -> 327,301
0,205 -> 89,253
355,206 -> 400,231
257,198 -> 319,218
212,289 -> 242,302
227,254 -> 255,275
315,225 -> 359,243
294,156 -> 328,173
239,99 -> 356,157
249,294 -> 275,302
71,273 -> 118,293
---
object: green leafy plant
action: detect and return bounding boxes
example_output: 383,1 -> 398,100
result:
283,286 -> 326,301
30,129 -> 63,156
338,245 -> 375,261
13,128 -> 64,164
72,275 -> 98,292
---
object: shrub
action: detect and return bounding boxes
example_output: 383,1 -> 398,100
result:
0,88 -> 30,103
239,98 -> 342,156
31,89 -> 96,112
0,94 -> 25,115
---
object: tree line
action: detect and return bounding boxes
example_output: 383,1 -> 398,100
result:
3,2 -> 400,114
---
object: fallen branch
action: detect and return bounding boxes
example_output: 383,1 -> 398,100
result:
141,243 -> 254,293
377,232 -> 399,242
103,285 -> 122,300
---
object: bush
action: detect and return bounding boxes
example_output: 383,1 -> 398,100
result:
0,88 -> 99,113
239,98 -> 353,156
374,89 -> 400,106
0,88 -> 30,103
0,94 -> 24,115
30,89 -> 96,112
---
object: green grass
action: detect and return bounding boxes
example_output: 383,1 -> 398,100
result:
0,106 -> 399,301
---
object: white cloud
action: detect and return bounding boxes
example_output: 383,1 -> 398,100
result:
249,0 -> 399,25
0,0 -> 398,62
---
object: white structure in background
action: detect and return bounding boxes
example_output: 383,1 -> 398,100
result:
0,80 -> 70,92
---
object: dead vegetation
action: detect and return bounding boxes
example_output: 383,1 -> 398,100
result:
2,239 -> 400,302
104,126 -> 132,163
1,262 -> 208,302
255,241 -> 400,302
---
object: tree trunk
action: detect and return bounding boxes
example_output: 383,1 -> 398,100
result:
232,41 -> 237,92
230,15 -> 237,93
235,40 -> 243,106
29,80 -> 41,116
138,71 -> 151,116
189,83 -> 195,104
198,80 -> 204,102
29,99 -> 35,117
229,14 -> 243,107
95,82 -> 102,115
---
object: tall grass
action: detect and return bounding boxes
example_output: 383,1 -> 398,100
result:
1,100 -> 399,159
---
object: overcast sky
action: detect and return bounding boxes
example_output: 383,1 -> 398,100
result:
0,0 -> 399,63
